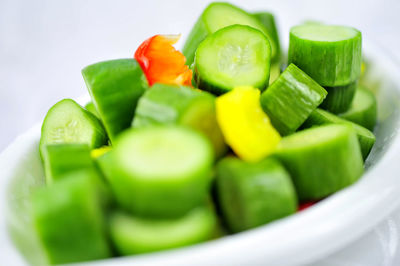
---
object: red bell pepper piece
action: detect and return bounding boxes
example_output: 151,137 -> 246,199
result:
298,201 -> 316,212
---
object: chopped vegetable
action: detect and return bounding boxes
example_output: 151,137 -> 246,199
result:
320,82 -> 358,114
254,11 -> 281,62
84,101 -> 100,118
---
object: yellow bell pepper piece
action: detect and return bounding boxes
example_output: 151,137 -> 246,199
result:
91,146 -> 112,159
216,86 -> 281,162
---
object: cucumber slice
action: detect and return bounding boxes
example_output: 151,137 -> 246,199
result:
194,25 -> 271,95
110,205 -> 217,255
320,82 -> 357,114
216,157 -> 297,233
82,59 -> 147,142
109,126 -> 214,218
260,63 -> 327,135
275,124 -> 364,200
32,171 -> 111,264
39,99 -> 107,158
42,144 -> 94,184
302,108 -> 376,160
133,84 -> 227,157
288,24 -> 362,87
85,101 -> 100,118
339,87 -> 377,131
254,11 -> 281,62
183,2 -> 276,66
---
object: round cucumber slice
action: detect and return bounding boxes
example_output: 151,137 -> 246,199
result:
133,84 -> 227,158
183,2 -> 276,66
302,108 -> 376,160
110,126 -> 214,218
288,24 -> 362,87
339,87 -> 377,131
110,205 -> 217,255
195,25 -> 271,95
275,124 -> 364,200
254,11 -> 281,62
39,99 -> 107,158
320,82 -> 357,114
216,157 -> 297,233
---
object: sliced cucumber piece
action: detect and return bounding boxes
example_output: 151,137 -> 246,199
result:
42,144 -> 94,184
82,59 -> 147,142
254,11 -> 281,62
110,205 -> 217,255
194,25 -> 271,95
216,157 -> 297,233
133,84 -> 227,157
183,2 -> 276,66
260,63 -> 327,135
288,24 -> 362,87
275,124 -> 364,200
320,82 -> 357,114
39,99 -> 107,158
109,126 -> 214,218
339,87 -> 377,131
302,108 -> 376,160
32,172 -> 111,264
85,101 -> 100,118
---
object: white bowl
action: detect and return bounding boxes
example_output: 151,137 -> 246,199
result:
1,40 -> 400,266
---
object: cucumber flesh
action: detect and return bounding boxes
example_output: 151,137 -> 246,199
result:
216,157 -> 297,233
195,25 -> 271,95
85,102 -> 100,118
320,82 -> 357,114
82,59 -> 147,142
183,2 -> 276,66
289,24 -> 362,87
260,63 -> 327,135
109,126 -> 214,218
254,12 -> 281,62
39,99 -> 107,158
32,171 -> 111,264
275,124 -> 364,200
339,87 -> 377,131
302,108 -> 376,160
133,84 -> 227,157
109,205 -> 217,255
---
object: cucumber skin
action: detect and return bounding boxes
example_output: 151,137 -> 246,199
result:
339,87 -> 377,131
288,27 -> 362,87
254,12 -> 281,63
216,157 -> 297,233
302,108 -> 376,160
85,102 -> 100,119
275,124 -> 364,200
82,59 -> 147,143
260,63 -> 327,135
320,82 -> 357,114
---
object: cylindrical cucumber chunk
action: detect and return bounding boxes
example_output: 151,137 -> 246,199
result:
288,24 -> 362,87
302,108 -> 376,160
183,2 -> 276,66
85,101 -> 100,119
110,205 -> 217,255
110,126 -> 214,218
82,59 -> 147,142
339,87 -> 377,131
320,82 -> 357,114
216,157 -> 297,233
39,99 -> 107,158
32,172 -> 111,264
260,63 -> 327,136
254,11 -> 281,62
133,84 -> 227,158
194,25 -> 271,95
275,124 -> 364,200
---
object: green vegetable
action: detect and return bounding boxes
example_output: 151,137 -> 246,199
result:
32,171 -> 111,264
216,157 -> 297,233
82,59 -> 147,142
133,84 -> 227,157
108,126 -> 214,218
194,25 -> 271,95
302,108 -> 376,160
339,87 -> 377,131
254,11 -> 281,62
288,24 -> 362,87
183,2 -> 276,66
320,82 -> 357,114
275,124 -> 364,200
39,99 -> 107,158
110,205 -> 217,255
260,63 -> 327,135
84,101 -> 100,118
